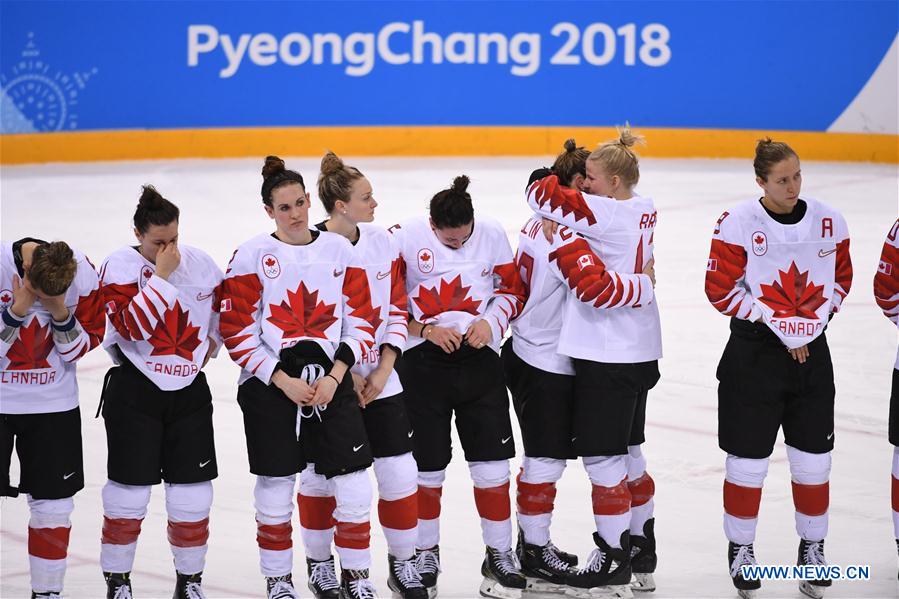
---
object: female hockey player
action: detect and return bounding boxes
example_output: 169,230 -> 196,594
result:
524,129 -> 661,598
220,156 -> 376,599
391,175 -> 527,599
296,151 -> 424,599
1,238 -> 104,599
704,138 -> 852,599
98,185 -> 223,599
874,218 -> 899,577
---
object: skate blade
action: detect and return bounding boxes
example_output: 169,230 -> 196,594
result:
736,589 -> 758,599
426,586 -> 439,599
480,577 -> 524,599
799,582 -> 825,599
630,573 -> 656,592
565,584 -> 634,599
524,576 -> 568,594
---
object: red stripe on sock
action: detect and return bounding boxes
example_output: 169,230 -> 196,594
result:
298,493 -> 336,530
516,471 -> 557,516
723,480 -> 762,519
628,472 -> 655,507
101,517 -> 143,545
167,518 -> 209,548
591,481 -> 631,516
473,481 -> 511,521
792,481 -> 829,517
418,485 -> 443,520
335,521 -> 371,550
28,526 -> 70,560
893,476 -> 899,513
379,493 -> 417,530
256,520 -> 292,551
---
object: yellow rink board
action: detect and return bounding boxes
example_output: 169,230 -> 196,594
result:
1,126 -> 896,164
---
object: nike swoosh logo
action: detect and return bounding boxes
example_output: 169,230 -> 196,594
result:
333,269 -> 344,277
353,444 -> 364,452
826,433 -> 834,440
501,436 -> 512,444
481,268 -> 491,277
63,472 -> 76,480
199,460 -> 212,468
196,291 -> 214,301
376,271 -> 390,280
818,248 -> 837,258
407,431 -> 414,438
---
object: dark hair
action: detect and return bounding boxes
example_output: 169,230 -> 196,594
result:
318,151 -> 365,214
429,175 -> 474,229
261,155 -> 305,206
552,138 -> 590,187
29,241 -> 77,296
133,185 -> 179,234
753,138 -> 799,181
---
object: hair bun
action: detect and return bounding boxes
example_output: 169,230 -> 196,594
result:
320,151 -> 344,176
451,175 -> 470,195
262,155 -> 286,179
43,241 -> 74,265
138,184 -> 164,209
563,138 -> 578,153
617,125 -> 644,149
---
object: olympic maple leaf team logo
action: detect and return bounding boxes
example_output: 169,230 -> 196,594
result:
413,275 -> 481,320
139,266 -> 154,288
262,254 -> 281,279
752,231 -> 768,256
417,248 -> 434,273
529,176 -> 597,226
343,267 -> 383,347
267,282 -> 337,339
149,302 -> 202,359
0,289 -> 12,306
758,262 -> 827,319
6,319 -> 53,370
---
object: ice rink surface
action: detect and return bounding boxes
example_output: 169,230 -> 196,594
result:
1,156 -> 897,598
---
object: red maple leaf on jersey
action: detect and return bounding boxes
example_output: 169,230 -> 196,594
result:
265,257 -> 276,268
0,293 -> 11,303
6,319 -> 54,370
530,175 -> 597,226
149,301 -> 202,360
413,275 -> 481,320
267,282 -> 338,339
343,267 -> 383,347
420,252 -> 431,262
758,262 -> 827,319
754,235 -> 765,245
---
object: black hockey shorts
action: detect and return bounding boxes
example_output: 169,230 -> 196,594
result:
282,342 -> 373,479
570,358 -> 659,457
101,357 -> 217,486
399,342 -> 515,472
501,338 -> 576,460
717,319 -> 835,459
362,392 -> 414,459
1,407 -> 83,500
890,368 -> 899,446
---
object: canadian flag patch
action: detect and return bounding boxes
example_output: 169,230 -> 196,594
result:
880,260 -> 893,276
220,298 -> 232,313
105,300 -> 117,314
707,259 -> 718,272
577,254 -> 594,270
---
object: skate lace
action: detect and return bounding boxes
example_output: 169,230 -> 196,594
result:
268,576 -> 299,599
416,548 -> 441,575
542,545 -> 571,572
493,548 -> 523,575
184,580 -> 206,599
730,545 -> 757,579
581,547 -> 607,574
394,558 -> 425,588
348,578 -> 376,599
309,560 -> 340,591
802,541 -> 827,566
111,584 -> 133,599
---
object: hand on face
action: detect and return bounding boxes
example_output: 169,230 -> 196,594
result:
10,274 -> 37,318
154,241 -> 181,280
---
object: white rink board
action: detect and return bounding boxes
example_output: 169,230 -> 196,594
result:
1,156 -> 897,598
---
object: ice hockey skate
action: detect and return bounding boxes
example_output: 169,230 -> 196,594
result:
727,542 -> 760,599
415,545 -> 441,598
31,593 -> 62,598
479,546 -> 527,599
266,574 -> 301,599
307,556 -> 340,599
565,532 -> 633,599
797,539 -> 831,599
629,519 -> 657,592
517,531 -> 575,593
173,571 -> 206,599
338,568 -> 378,599
104,571 -> 133,599
388,553 -> 429,598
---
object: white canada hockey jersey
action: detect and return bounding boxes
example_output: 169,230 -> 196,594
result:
345,223 -> 408,399
705,197 -> 852,349
874,218 -> 899,368
219,232 -> 373,385
389,215 -> 525,354
100,245 -> 224,391
526,176 -> 661,363
0,242 -> 104,414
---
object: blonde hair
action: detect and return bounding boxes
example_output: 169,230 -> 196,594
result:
317,151 -> 365,213
588,124 -> 645,189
